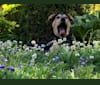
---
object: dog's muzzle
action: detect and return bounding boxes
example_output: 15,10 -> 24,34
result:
57,20 -> 67,37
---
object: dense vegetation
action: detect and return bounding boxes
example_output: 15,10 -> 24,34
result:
0,4 -> 100,79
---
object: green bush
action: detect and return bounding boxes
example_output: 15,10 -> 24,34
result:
71,11 -> 100,43
0,4 -> 84,43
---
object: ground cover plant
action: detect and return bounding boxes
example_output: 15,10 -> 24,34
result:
0,40 -> 100,79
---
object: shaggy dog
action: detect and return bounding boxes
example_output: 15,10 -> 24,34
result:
27,13 -> 74,52
42,13 -> 74,52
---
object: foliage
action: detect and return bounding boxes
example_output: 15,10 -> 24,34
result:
0,4 -> 84,43
71,11 -> 100,42
0,4 -> 20,41
0,4 -> 100,43
0,40 -> 100,79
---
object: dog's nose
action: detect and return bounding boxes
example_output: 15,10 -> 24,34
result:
61,18 -> 65,22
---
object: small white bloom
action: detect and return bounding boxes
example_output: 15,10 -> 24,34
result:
80,47 -> 85,50
50,41 -> 59,52
63,37 -> 67,42
41,44 -> 46,48
19,41 -> 23,44
61,43 -> 66,46
3,58 -> 8,62
87,45 -> 92,48
13,40 -> 17,44
79,42 -> 84,46
71,69 -> 75,79
58,39 -> 63,44
34,44 -> 38,47
25,47 -> 29,51
52,75 -> 56,78
75,53 -> 80,56
23,44 -> 27,49
45,52 -> 49,56
32,53 -> 37,59
31,40 -> 36,45
1,47 -> 4,50
70,45 -> 76,50
40,48 -> 44,51
30,59 -> 35,65
29,49 -> 32,52
37,46 -> 41,50
72,41 -> 76,45
84,41 -> 87,44
75,41 -> 80,46
89,56 -> 94,59
0,41 -> 3,44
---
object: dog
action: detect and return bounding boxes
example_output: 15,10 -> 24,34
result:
27,13 -> 74,52
43,13 -> 74,52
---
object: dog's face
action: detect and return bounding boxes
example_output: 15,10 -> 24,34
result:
48,13 -> 74,38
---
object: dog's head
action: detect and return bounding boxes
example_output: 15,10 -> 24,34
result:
48,13 -> 74,38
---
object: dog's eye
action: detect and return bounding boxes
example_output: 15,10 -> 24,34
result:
56,16 -> 60,19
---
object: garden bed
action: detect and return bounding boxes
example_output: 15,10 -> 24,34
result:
0,40 -> 100,79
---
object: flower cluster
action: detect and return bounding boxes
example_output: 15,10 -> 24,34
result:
79,55 -> 95,66
0,64 -> 15,72
0,39 -> 99,79
52,56 -> 60,62
30,53 -> 37,65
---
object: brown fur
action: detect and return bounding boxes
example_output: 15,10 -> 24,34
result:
48,13 -> 74,38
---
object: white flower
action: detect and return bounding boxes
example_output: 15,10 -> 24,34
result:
62,45 -> 70,52
75,41 -> 80,46
58,39 -> 63,44
71,69 -> 75,79
29,49 -> 32,52
41,44 -> 46,48
30,59 -> 35,65
87,45 -> 92,48
63,37 -> 67,42
34,44 -> 38,47
79,42 -> 84,46
72,41 -> 76,45
75,53 -> 80,56
23,44 -> 27,49
25,47 -> 29,51
52,75 -> 56,78
45,52 -> 49,56
50,41 -> 59,52
13,40 -> 17,44
37,46 -> 41,50
70,45 -> 76,50
40,48 -> 44,51
0,41 -> 3,45
89,56 -> 94,59
32,53 -> 37,59
31,40 -> 36,45
84,41 -> 87,44
4,40 -> 12,48
19,41 -> 22,44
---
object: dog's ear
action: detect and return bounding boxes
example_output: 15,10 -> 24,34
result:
67,14 -> 74,23
48,13 -> 57,22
